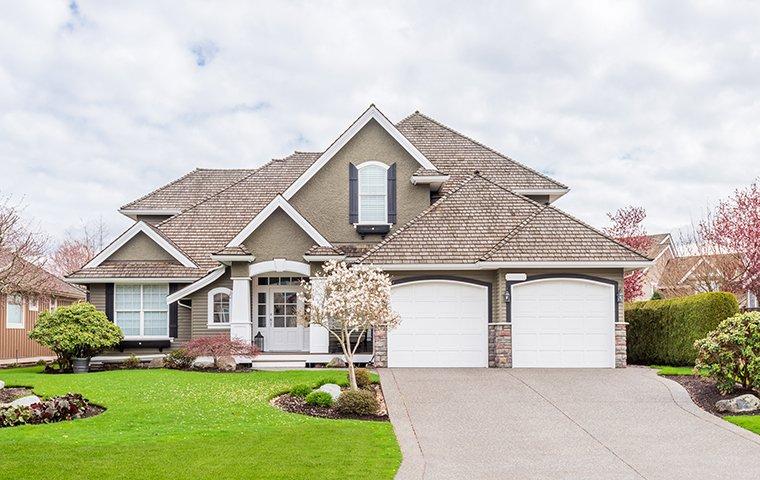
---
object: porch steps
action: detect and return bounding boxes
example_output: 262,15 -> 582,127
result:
251,360 -> 307,369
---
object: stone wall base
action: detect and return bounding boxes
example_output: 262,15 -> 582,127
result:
488,323 -> 512,368
373,326 -> 387,368
615,323 -> 627,368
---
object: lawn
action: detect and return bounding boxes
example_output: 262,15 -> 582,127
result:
651,365 -> 699,376
0,367 -> 401,480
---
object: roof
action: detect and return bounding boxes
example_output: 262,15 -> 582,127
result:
0,250 -> 85,298
657,253 -> 744,289
360,174 -> 647,265
396,112 -> 567,194
120,168 -> 255,213
642,233 -> 672,259
66,260 -> 206,280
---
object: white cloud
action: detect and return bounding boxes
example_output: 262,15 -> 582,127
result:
0,0 -> 758,243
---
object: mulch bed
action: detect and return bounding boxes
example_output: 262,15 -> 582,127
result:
0,387 -> 33,404
271,384 -> 389,422
664,374 -> 759,417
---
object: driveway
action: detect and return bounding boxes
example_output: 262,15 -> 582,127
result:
379,367 -> 760,480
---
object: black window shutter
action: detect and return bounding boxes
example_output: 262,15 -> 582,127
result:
169,283 -> 180,338
104,283 -> 114,322
387,163 -> 397,224
349,163 -> 358,224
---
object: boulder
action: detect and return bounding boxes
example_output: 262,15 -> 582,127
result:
147,357 -> 165,369
9,395 -> 41,408
217,356 -> 237,372
326,357 -> 346,368
715,394 -> 760,413
317,383 -> 342,400
0,380 -> 5,389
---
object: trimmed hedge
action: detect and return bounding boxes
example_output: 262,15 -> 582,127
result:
625,292 -> 739,366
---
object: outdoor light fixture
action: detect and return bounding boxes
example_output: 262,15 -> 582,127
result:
617,291 -> 624,304
254,331 -> 264,351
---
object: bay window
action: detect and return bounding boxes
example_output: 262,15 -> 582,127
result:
115,284 -> 169,338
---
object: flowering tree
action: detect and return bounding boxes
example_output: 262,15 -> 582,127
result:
300,261 -> 400,390
699,181 -> 760,300
51,217 -> 109,276
604,206 -> 653,300
185,336 -> 260,368
0,194 -> 49,295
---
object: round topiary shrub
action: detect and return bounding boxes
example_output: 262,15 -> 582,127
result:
305,391 -> 333,407
335,389 -> 378,415
289,384 -> 313,398
695,311 -> 760,394
353,368 -> 371,389
28,302 -> 123,373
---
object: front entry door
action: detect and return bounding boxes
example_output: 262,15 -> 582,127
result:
266,286 -> 302,351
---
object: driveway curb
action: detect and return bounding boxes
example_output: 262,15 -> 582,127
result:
378,369 -> 425,480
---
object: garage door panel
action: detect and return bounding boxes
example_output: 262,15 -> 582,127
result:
512,278 -> 615,368
389,280 -> 488,368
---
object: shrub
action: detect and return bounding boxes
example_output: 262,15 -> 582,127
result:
0,393 -> 89,428
28,302 -> 123,373
353,368 -> 371,389
124,354 -> 141,369
695,311 -> 760,394
185,336 -> 260,368
335,389 -> 378,415
305,391 -> 333,407
164,348 -> 196,370
289,384 -> 313,398
625,292 -> 739,365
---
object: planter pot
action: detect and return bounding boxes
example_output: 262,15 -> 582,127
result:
72,357 -> 90,374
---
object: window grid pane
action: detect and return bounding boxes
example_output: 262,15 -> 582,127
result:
114,284 -> 169,337
143,311 -> 167,336
116,311 -> 140,336
358,165 -> 387,223
115,285 -> 141,310
7,295 -> 23,326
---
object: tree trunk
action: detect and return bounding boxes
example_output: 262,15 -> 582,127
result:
347,355 -> 358,390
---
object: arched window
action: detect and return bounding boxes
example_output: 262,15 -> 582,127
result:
208,287 -> 232,327
357,162 -> 388,224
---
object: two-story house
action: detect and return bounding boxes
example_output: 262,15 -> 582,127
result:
67,106 -> 651,369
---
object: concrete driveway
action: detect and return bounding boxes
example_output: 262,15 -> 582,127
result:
379,367 -> 760,480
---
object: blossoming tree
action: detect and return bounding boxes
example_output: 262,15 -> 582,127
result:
300,261 -> 400,390
604,206 -> 653,300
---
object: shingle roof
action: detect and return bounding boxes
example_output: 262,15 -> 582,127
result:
642,233 -> 672,259
360,174 -> 647,265
67,260 -> 206,280
213,245 -> 253,256
120,168 -> 256,212
155,152 -> 321,268
0,250 -> 85,298
397,112 -> 567,194
305,245 -> 345,256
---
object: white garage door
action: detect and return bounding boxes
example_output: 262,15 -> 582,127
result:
389,280 -> 488,367
511,278 -> 615,368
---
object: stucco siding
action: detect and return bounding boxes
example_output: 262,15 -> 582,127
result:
108,231 -> 178,262
243,208 -> 315,262
289,119 -> 431,243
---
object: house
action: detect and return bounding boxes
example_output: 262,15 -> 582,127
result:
1,262 -> 86,364
67,106 -> 651,369
656,253 -> 759,308
638,233 -> 676,300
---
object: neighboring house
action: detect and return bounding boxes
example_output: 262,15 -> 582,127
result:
67,106 -> 651,369
1,266 -> 86,364
638,233 -> 676,300
657,253 -> 759,309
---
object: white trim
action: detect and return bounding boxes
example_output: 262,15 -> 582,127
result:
210,254 -> 256,263
5,293 -> 25,329
68,277 -> 199,284
118,208 -> 182,219
410,175 -> 450,184
512,188 -> 570,201
369,261 -> 652,270
505,273 -> 527,281
166,267 -> 226,304
249,260 -> 310,277
282,105 -> 436,200
303,255 -> 347,262
357,162 -> 389,224
114,283 -> 169,338
678,258 -> 705,284
207,287 -> 232,327
83,221 -> 197,269
226,195 -> 330,248
356,160 -> 390,170
28,295 -> 39,311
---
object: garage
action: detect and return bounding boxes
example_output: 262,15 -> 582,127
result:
511,277 -> 616,368
388,279 -> 489,367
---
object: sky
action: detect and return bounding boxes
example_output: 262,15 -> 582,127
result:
1,1 -> 758,246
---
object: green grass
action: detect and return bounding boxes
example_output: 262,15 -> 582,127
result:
725,415 -> 760,434
0,367 -> 400,480
651,365 -> 698,376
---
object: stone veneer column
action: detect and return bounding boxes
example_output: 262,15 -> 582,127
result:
615,322 -> 628,368
488,323 -> 512,368
373,326 -> 387,367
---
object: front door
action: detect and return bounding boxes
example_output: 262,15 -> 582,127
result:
266,286 -> 302,351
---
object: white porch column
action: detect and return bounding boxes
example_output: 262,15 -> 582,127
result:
229,277 -> 252,343
308,276 -> 329,353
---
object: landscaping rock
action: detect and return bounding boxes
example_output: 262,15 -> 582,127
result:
217,356 -> 237,372
0,380 -> 5,390
715,394 -> 760,413
147,357 -> 165,369
317,383 -> 342,400
9,395 -> 41,408
326,357 -> 346,368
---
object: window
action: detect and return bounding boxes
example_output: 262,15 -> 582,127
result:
49,297 -> 57,311
207,287 -> 232,327
29,296 -> 38,311
115,284 -> 169,338
357,162 -> 388,224
6,294 -> 24,329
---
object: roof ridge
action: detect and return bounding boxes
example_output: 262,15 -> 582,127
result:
399,111 -> 569,190
120,168 -> 201,210
143,221 -> 198,266
480,205 -> 549,261
358,174 -> 482,263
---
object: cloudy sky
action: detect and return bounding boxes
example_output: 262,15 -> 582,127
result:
1,1 -> 758,245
